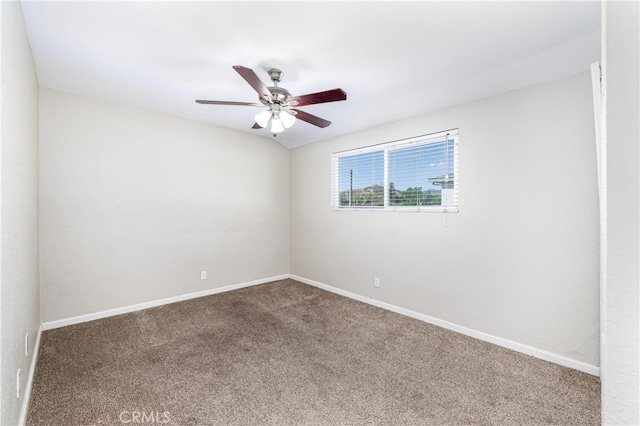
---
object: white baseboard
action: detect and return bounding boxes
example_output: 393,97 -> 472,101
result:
42,274 -> 289,331
18,324 -> 43,426
39,273 -> 599,377
290,274 -> 600,377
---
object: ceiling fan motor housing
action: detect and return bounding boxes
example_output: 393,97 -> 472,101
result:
260,86 -> 292,105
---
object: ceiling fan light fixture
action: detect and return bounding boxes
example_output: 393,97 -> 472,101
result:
270,116 -> 285,133
280,111 -> 296,129
254,110 -> 272,128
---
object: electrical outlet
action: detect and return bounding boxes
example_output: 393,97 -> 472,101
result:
17,369 -> 21,398
374,277 -> 380,288
25,333 -> 29,357
201,271 -> 207,280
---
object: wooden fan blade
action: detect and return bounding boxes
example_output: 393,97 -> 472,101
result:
233,65 -> 272,101
291,109 -> 332,128
252,122 -> 262,129
196,100 -> 261,106
291,88 -> 346,107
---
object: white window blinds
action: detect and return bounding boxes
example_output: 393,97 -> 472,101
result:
331,130 -> 459,212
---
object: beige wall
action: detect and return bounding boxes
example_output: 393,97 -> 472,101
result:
0,2 -> 41,425
602,1 -> 640,423
39,89 -> 290,322
291,71 -> 600,368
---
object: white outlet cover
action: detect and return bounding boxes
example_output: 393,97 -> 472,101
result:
25,332 -> 29,357
17,369 -> 21,398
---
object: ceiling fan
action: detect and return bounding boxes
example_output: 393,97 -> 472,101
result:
196,65 -> 347,134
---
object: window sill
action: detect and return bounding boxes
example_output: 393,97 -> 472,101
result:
332,206 -> 459,213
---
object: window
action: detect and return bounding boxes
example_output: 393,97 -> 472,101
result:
331,129 -> 459,212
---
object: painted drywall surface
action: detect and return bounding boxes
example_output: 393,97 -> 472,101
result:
39,89 -> 290,322
603,1 -> 640,423
0,2 -> 41,425
291,72 -> 600,367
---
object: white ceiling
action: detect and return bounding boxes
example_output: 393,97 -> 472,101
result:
20,1 -> 601,149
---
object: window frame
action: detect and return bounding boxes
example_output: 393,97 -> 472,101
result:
331,129 -> 459,213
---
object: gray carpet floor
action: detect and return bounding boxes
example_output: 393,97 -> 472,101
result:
27,279 -> 600,425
